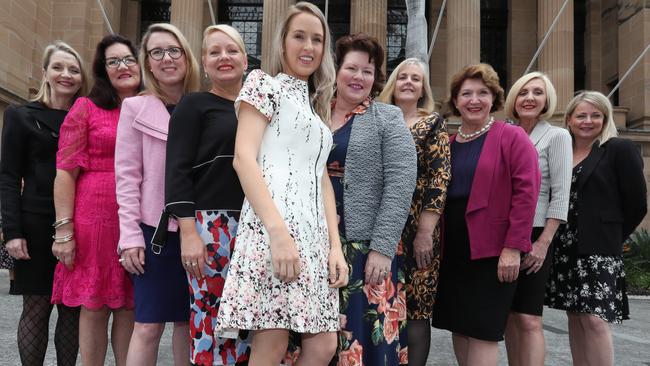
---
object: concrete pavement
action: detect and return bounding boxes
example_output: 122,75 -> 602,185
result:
1,270 -> 648,365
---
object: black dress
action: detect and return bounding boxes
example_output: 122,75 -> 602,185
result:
0,102 -> 68,295
432,134 -> 518,342
545,164 -> 629,323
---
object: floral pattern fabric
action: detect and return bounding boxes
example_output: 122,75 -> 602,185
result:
217,70 -> 339,334
51,97 -> 133,310
400,113 -> 450,320
189,210 -> 250,365
336,238 -> 408,366
545,164 -> 630,323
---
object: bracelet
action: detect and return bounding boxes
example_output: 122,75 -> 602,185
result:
52,233 -> 74,244
52,217 -> 73,229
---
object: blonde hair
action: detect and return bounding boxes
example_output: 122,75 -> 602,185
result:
378,57 -> 435,115
564,90 -> 618,146
505,71 -> 557,121
32,41 -> 88,105
202,24 -> 247,56
139,23 -> 201,103
268,1 -> 335,124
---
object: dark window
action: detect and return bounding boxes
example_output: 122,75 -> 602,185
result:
140,0 -> 171,41
387,0 -> 407,74
480,0 -> 508,89
304,0 -> 351,45
218,1 -> 264,71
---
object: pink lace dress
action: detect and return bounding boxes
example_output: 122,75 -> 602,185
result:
51,97 -> 134,310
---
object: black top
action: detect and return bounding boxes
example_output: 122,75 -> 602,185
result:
572,137 -> 647,255
1,102 -> 68,240
327,115 -> 355,236
447,133 -> 487,200
165,92 -> 244,218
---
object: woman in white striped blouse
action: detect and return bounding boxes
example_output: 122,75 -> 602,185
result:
503,72 -> 572,366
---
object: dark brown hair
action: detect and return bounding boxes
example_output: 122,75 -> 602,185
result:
87,34 -> 141,110
448,63 -> 504,116
334,33 -> 385,97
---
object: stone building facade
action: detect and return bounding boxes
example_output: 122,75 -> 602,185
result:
1,0 -> 649,226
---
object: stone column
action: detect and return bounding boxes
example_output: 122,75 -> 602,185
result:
428,0 -> 447,105
120,0 -> 141,44
537,0 -> 574,115
585,0 -> 602,91
445,0 -> 480,88
261,0 -> 295,72
170,0 -> 203,61
350,0 -> 387,66
617,3 -> 650,128
507,0 -> 537,87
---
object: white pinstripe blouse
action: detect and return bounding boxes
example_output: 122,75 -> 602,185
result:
527,120 -> 573,227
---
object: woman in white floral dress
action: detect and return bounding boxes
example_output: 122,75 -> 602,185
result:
216,2 -> 348,365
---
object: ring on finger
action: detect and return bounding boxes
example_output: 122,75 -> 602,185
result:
190,262 -> 197,267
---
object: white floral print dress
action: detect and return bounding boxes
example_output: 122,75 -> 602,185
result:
216,69 -> 339,333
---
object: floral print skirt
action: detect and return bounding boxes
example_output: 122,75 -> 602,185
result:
334,237 -> 408,366
189,210 -> 250,365
545,164 -> 629,323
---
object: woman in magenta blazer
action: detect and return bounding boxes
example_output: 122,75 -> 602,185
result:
431,64 -> 540,366
114,23 -> 200,365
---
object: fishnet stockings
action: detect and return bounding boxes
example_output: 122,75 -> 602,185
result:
17,295 -> 79,366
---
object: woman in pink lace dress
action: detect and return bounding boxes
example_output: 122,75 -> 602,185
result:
51,34 -> 142,366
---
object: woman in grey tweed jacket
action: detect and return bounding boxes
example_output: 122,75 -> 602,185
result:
327,33 -> 416,365
503,72 -> 572,366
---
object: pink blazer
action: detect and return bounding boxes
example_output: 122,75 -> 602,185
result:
450,121 -> 540,259
115,95 -> 177,252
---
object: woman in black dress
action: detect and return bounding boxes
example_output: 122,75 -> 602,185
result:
162,24 -> 251,365
545,91 -> 647,365
0,41 -> 88,366
431,64 -> 539,366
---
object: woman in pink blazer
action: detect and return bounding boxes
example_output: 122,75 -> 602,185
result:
114,23 -> 200,366
431,64 -> 540,366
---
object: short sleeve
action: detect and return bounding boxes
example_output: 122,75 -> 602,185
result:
57,97 -> 90,170
234,69 -> 278,121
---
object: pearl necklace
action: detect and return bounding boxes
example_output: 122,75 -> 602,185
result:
458,117 -> 495,140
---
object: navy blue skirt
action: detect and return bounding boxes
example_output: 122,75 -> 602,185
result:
133,224 -> 189,323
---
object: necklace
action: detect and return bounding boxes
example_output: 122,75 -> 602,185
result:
458,116 -> 495,140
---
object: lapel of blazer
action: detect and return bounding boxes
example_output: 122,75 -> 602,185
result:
465,121 -> 505,214
577,142 -> 605,190
529,120 -> 551,147
132,95 -> 171,141
25,102 -> 67,136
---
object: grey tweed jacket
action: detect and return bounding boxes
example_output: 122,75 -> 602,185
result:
342,101 -> 417,259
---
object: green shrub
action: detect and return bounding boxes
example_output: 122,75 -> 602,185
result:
624,229 -> 650,294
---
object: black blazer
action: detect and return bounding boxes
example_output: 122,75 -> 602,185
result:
575,137 -> 647,255
0,102 -> 68,241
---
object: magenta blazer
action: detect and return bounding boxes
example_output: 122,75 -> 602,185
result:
450,121 -> 540,260
115,95 -> 177,252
